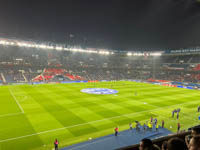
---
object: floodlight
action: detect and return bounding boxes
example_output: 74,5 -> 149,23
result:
55,46 -> 63,51
150,52 -> 162,56
127,52 -> 132,56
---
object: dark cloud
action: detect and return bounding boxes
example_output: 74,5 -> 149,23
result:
0,0 -> 200,50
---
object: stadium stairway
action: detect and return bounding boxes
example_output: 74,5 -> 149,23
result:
61,127 -> 172,150
0,73 -> 6,83
22,73 -> 28,82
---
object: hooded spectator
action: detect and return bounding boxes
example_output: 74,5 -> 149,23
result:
167,137 -> 187,150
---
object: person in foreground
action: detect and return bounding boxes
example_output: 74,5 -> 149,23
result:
161,141 -> 167,150
139,138 -> 160,150
185,127 -> 200,148
188,135 -> 200,150
167,137 -> 187,150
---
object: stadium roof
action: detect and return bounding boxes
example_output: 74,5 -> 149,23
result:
0,0 -> 200,50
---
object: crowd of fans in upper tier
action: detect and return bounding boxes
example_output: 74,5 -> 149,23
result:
0,46 -> 200,84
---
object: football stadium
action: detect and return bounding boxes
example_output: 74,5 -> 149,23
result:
1,1 -> 200,150
0,38 -> 200,150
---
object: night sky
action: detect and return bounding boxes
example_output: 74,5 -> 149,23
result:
0,0 -> 200,50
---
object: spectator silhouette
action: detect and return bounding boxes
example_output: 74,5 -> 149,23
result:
161,141 -> 167,150
139,138 -> 160,150
167,137 -> 187,150
186,127 -> 200,148
189,135 -> 200,150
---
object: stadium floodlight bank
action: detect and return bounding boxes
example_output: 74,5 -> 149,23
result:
0,37 -> 163,56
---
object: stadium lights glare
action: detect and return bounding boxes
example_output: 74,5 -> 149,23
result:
150,52 -> 162,56
136,53 -> 144,56
38,44 -> 48,49
128,52 -> 144,56
127,52 -> 162,57
99,51 -> 110,55
55,46 -> 63,51
0,38 -> 101,54
127,52 -> 132,56
132,53 -> 138,56
0,37 -> 163,56
16,58 -> 23,61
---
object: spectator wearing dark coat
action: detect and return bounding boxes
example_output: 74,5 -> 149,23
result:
167,137 -> 187,150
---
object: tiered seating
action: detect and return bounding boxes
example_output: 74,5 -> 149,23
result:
65,73 -> 76,80
193,64 -> 200,71
75,75 -> 83,80
168,64 -> 188,70
40,69 -> 66,81
195,74 -> 200,80
32,68 -> 84,81
5,74 -> 15,83
33,75 -> 53,81
64,73 -> 84,80
44,68 -> 65,74
44,75 -> 53,80
25,73 -> 39,81
33,75 -> 44,81
13,73 -> 25,82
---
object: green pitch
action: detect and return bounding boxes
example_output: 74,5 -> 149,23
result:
0,81 -> 200,150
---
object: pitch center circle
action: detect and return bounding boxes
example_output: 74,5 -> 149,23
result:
81,88 -> 118,95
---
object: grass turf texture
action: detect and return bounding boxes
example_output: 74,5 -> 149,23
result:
0,81 -> 200,150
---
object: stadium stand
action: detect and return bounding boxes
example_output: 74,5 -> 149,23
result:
0,76 -> 2,84
193,64 -> 200,71
0,47 -> 199,84
32,68 -> 84,82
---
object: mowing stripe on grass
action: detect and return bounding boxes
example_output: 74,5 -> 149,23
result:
0,112 -> 23,118
1,98 -> 200,143
9,89 -> 24,113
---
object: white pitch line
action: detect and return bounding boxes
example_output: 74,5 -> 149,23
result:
0,112 -> 23,118
9,89 -> 24,113
1,99 -> 200,143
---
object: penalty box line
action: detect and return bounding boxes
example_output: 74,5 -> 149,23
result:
1,99 -> 200,143
9,89 -> 24,113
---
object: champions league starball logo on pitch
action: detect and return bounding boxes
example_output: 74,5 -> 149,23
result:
81,88 -> 118,95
